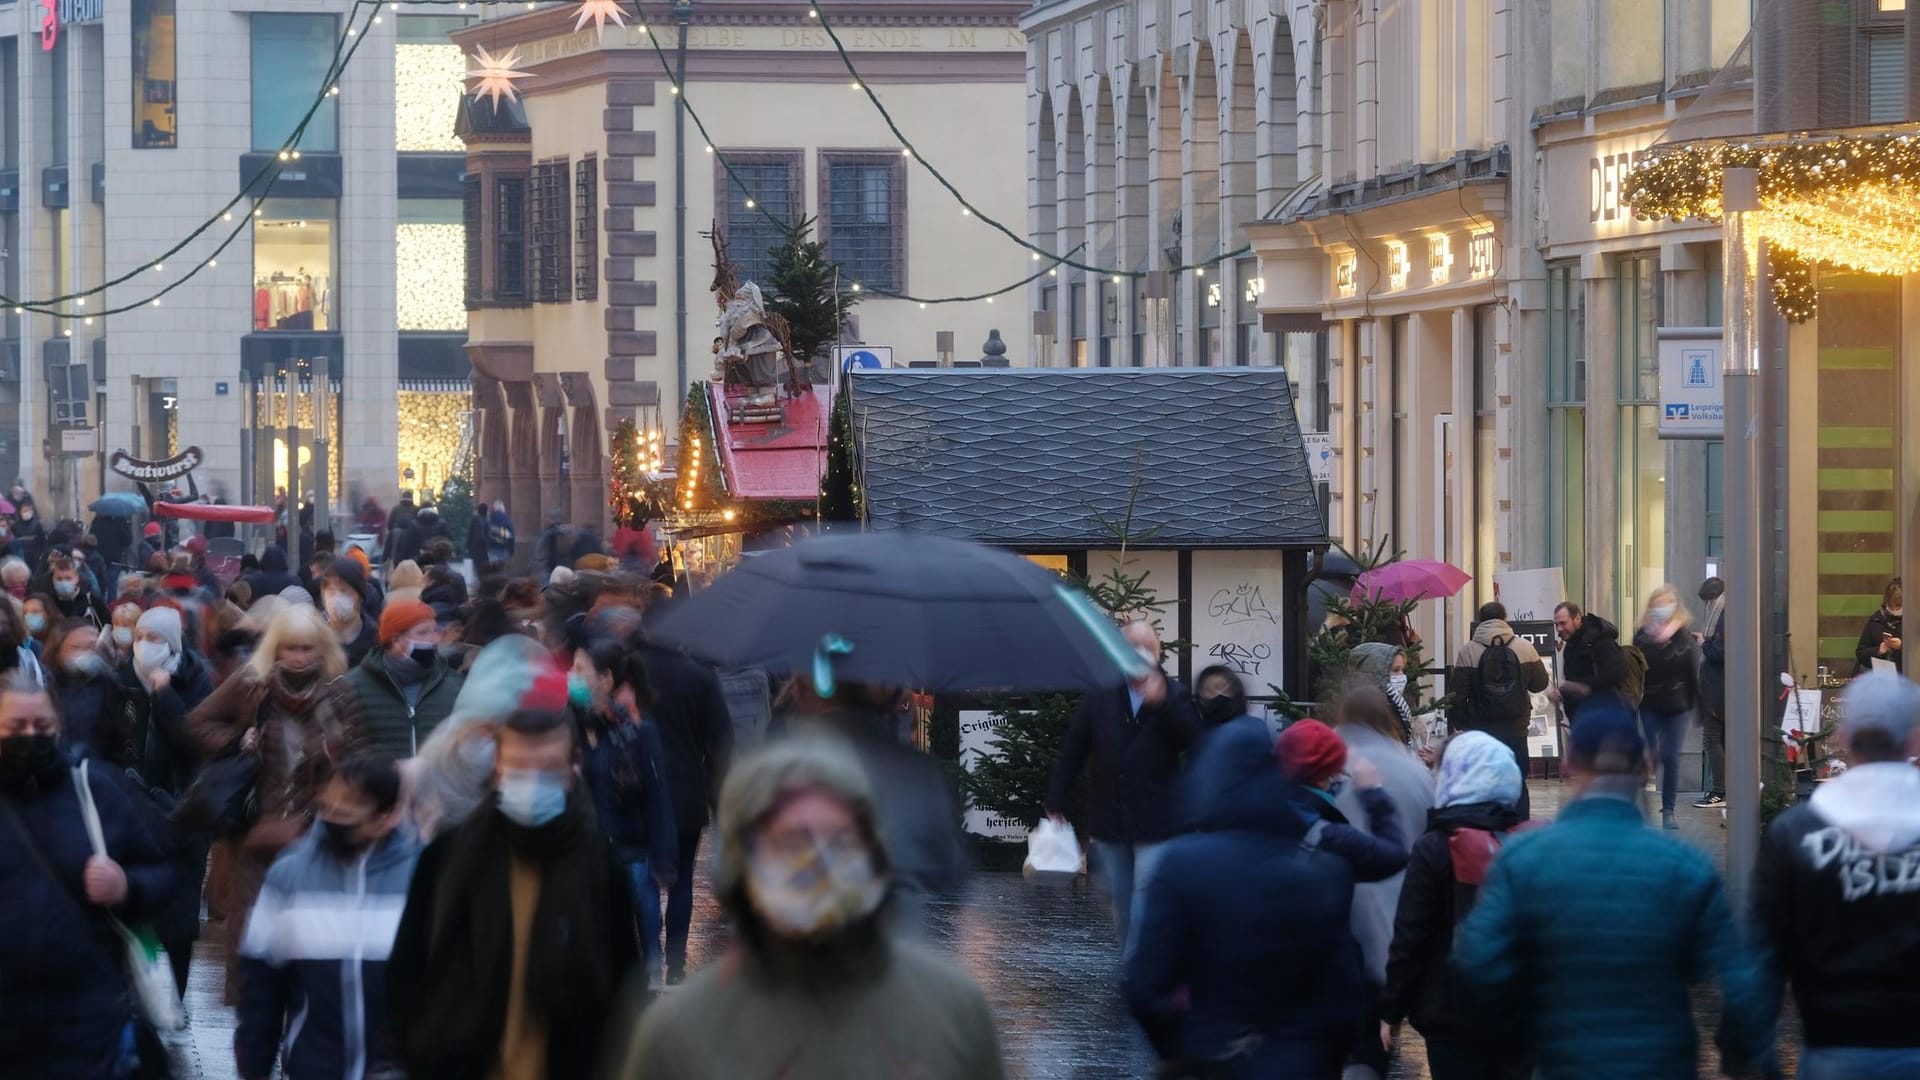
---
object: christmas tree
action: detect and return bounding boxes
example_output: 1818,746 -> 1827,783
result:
764,217 -> 858,366
608,417 -> 644,527
1290,538 -> 1441,714
437,475 -> 476,559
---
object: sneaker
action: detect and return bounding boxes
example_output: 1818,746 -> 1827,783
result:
1692,794 -> 1726,809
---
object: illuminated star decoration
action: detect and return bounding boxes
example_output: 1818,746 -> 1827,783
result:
573,0 -> 628,35
466,44 -> 532,107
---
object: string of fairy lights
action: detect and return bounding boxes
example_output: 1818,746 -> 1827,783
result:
5,0 -> 1257,320
1625,130 -> 1920,322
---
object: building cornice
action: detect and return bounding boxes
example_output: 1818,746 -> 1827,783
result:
454,0 -> 1026,52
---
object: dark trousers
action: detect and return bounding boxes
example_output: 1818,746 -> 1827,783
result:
1425,1039 -> 1531,1080
1700,705 -> 1726,795
664,823 -> 704,977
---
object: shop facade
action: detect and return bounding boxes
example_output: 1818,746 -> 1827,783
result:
0,1 -> 474,520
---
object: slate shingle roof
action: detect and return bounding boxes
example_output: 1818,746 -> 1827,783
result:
847,368 -> 1328,549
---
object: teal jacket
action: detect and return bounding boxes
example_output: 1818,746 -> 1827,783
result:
1452,795 -> 1774,1079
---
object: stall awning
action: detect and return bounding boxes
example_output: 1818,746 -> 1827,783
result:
846,368 -> 1328,550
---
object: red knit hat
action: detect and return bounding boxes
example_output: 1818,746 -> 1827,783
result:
377,599 -> 437,647
1275,719 -> 1348,784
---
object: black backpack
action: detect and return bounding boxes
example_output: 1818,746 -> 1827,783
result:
1471,635 -> 1531,721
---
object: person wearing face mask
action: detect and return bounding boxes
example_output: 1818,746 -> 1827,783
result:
46,619 -> 133,769
45,556 -> 106,629
114,602 -> 216,1000
571,638 -> 677,988
190,604 -> 359,1003
101,599 -> 142,667
235,755 -> 420,1080
337,599 -> 467,761
11,494 -> 46,567
387,707 -> 638,1080
612,735 -> 1007,1079
1447,602 -> 1551,820
1351,641 -> 1420,746
1194,664 -> 1254,731
1046,619 -> 1201,955
320,559 -> 380,668
1,555 -> 31,604
21,592 -> 54,657
1633,584 -> 1700,832
0,671 -> 179,1079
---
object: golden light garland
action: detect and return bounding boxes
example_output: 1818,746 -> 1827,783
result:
1624,131 -> 1920,322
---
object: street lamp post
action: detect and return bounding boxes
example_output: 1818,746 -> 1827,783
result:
1721,167 -> 1764,906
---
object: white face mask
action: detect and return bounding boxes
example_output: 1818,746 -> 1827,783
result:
134,640 -> 172,671
111,627 -> 134,647
1650,604 -> 1677,623
1387,673 -> 1408,693
746,838 -> 887,940
324,591 -> 358,622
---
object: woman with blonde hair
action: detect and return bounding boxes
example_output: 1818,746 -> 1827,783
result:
189,602 -> 360,1000
1632,583 -> 1698,831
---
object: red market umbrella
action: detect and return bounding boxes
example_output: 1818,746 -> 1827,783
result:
152,502 -> 278,525
1351,559 -> 1472,604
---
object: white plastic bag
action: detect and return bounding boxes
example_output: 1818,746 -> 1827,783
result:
1024,818 -> 1082,875
74,763 -> 185,1033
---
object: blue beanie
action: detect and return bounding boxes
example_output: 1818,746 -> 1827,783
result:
1569,695 -> 1647,772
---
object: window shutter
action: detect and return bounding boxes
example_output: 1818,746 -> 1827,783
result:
1870,32 -> 1907,124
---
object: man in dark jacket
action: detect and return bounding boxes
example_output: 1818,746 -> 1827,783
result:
387,708 -> 638,1080
1694,578 -> 1727,809
1046,620 -> 1201,954
1453,701 -> 1774,1080
0,671 -> 178,1079
1753,670 -> 1920,1077
48,556 -> 107,629
637,614 -> 735,984
236,755 -> 421,1080
1126,716 -> 1371,1077
1552,601 -> 1624,722
534,509 -> 574,577
336,599 -> 466,759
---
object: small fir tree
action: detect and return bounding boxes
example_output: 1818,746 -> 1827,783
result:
764,217 -> 858,365
437,474 -> 476,559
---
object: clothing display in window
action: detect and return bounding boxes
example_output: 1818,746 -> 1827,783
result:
254,271 -> 330,331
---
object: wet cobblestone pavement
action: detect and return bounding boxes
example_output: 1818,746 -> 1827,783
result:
173,780 -> 1794,1079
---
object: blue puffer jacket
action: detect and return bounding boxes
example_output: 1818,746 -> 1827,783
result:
1125,717 -> 1369,1078
235,823 -> 423,1080
0,754 -> 177,1078
1453,794 -> 1774,1079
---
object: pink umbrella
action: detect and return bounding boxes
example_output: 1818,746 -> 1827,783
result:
1351,559 -> 1472,604
0,497 -> 15,516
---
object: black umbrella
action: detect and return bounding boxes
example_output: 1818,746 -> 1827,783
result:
650,531 -> 1150,693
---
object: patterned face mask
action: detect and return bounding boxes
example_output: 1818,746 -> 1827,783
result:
745,831 -> 887,940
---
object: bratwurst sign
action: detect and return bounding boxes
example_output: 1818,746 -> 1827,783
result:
108,446 -> 202,484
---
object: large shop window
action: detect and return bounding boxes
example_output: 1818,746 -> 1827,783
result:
254,199 -> 336,332
397,199 -> 465,332
1546,261 -> 1586,600
1615,252 -> 1663,622
131,0 -> 177,148
396,16 -> 469,153
251,14 -> 339,153
717,152 -> 801,287
821,152 -> 906,293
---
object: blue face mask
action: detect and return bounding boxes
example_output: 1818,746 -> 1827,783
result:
567,672 -> 595,710
497,768 -> 568,827
52,580 -> 77,600
24,613 -> 44,634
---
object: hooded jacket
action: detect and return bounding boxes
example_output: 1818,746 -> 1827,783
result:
614,735 -> 1007,1080
1126,717 -> 1370,1077
235,823 -> 423,1080
1753,762 -> 1920,1049
1559,614 -> 1625,720
1448,619 -> 1552,736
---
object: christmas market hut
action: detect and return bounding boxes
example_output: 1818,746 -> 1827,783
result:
833,367 -> 1330,694
646,379 -> 834,583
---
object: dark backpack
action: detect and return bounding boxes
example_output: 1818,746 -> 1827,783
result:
487,521 -> 514,552
1471,635 -> 1531,721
